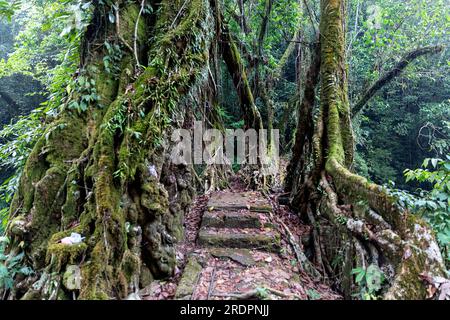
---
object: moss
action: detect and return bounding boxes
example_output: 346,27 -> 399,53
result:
20,289 -> 42,300
44,116 -> 87,165
61,168 -> 83,229
57,288 -> 70,301
10,137 -> 47,215
121,250 -> 141,282
385,222 -> 444,300
175,256 -> 202,299
25,166 -> 68,268
9,215 -> 27,237
118,4 -> 147,47
139,265 -> 153,288
90,64 -> 119,106
140,181 -> 170,218
79,242 -> 111,300
47,243 -> 88,271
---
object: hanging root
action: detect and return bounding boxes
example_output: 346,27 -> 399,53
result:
268,198 -> 322,280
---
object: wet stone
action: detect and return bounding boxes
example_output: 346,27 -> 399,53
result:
175,256 -> 203,300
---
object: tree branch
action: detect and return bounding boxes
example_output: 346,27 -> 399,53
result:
352,45 -> 443,118
220,25 -> 263,130
273,30 -> 300,80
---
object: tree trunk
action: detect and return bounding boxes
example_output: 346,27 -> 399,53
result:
288,0 -> 446,299
3,0 -> 220,300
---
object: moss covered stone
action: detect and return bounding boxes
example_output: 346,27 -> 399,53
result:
175,256 -> 202,300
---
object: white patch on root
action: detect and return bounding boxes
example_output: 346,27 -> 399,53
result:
346,219 -> 364,233
413,223 -> 444,266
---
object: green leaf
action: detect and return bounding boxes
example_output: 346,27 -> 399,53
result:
0,264 -> 8,278
366,264 -> 384,293
351,267 -> 364,274
355,270 -> 366,283
431,158 -> 439,168
108,11 -> 115,24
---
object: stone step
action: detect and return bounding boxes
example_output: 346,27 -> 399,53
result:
201,210 -> 265,229
208,248 -> 257,267
198,228 -> 280,252
207,191 -> 272,213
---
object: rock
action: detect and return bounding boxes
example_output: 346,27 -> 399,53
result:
20,289 -> 42,300
10,218 -> 28,237
175,256 -> 203,300
63,265 -> 81,291
139,265 -> 154,288
209,248 -> 257,266
127,292 -> 142,300
143,221 -> 177,277
207,192 -> 272,213
177,177 -> 188,189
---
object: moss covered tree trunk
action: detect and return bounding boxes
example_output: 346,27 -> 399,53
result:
287,0 -> 446,299
3,0 -> 222,300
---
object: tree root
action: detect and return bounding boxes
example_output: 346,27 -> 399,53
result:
268,197 -> 322,280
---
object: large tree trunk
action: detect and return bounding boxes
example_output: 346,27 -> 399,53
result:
288,0 -> 446,299
3,0 -> 220,300
2,0 -> 445,301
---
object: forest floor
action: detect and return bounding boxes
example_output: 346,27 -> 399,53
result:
140,177 -> 342,300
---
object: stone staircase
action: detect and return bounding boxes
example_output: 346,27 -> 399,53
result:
145,189 -> 340,300
175,190 -> 283,299
197,191 -> 281,252
154,189 -> 341,300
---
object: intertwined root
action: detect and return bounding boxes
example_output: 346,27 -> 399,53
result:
314,162 -> 446,299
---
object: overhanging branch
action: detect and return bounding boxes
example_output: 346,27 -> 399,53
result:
352,45 -> 443,118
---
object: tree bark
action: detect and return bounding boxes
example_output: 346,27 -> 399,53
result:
285,40 -> 321,199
